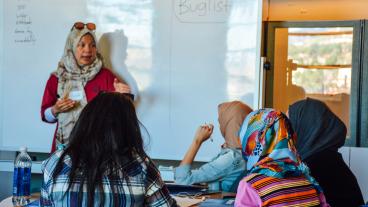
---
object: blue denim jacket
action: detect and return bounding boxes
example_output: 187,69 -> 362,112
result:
174,148 -> 246,192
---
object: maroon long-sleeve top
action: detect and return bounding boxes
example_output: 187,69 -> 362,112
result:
41,68 -> 117,152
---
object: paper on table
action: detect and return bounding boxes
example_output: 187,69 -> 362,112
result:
172,195 -> 205,207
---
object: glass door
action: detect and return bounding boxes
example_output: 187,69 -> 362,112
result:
265,21 -> 363,146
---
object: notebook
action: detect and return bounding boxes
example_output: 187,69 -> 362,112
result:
166,183 -> 220,196
172,195 -> 205,207
199,198 -> 235,207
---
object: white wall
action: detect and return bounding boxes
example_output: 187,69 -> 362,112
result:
350,147 -> 368,202
340,147 -> 368,203
0,0 -> 4,156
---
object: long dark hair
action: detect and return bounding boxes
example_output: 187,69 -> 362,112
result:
52,92 -> 148,207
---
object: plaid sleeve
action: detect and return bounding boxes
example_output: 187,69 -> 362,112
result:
40,158 -> 54,207
40,150 -> 66,207
144,159 -> 177,207
40,179 -> 53,206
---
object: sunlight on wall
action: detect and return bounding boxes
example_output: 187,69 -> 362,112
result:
226,0 -> 259,104
87,0 -> 153,91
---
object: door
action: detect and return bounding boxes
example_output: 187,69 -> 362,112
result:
264,21 -> 362,146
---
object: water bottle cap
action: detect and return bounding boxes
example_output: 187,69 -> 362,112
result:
19,146 -> 27,152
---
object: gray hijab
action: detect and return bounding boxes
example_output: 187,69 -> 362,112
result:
288,98 -> 346,160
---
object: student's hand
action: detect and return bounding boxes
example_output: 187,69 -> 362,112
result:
114,78 -> 131,94
52,98 -> 76,116
194,124 -> 214,144
180,123 -> 214,166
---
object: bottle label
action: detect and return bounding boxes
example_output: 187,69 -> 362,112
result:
13,167 -> 31,197
12,167 -> 19,196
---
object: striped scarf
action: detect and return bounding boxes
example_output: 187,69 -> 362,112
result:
245,173 -> 321,206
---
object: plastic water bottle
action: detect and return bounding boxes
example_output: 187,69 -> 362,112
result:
12,146 -> 32,206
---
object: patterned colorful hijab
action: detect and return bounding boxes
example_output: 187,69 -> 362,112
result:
239,109 -> 322,192
55,24 -> 103,146
218,101 -> 252,148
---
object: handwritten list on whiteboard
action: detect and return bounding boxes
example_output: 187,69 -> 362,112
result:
14,0 -> 36,44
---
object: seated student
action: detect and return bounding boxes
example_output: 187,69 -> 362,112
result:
40,92 -> 177,207
175,101 -> 252,192
235,109 -> 329,207
288,98 -> 364,207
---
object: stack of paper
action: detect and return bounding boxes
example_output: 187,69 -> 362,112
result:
172,195 -> 205,207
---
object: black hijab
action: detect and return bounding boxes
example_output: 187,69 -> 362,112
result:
288,98 -> 346,160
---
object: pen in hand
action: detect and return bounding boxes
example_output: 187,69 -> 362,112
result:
207,123 -> 214,142
201,122 -> 214,142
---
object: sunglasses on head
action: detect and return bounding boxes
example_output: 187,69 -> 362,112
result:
72,22 -> 96,31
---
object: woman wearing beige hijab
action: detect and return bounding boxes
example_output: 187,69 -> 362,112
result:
41,22 -> 132,152
174,101 -> 252,192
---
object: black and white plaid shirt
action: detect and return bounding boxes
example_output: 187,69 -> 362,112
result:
40,150 -> 177,207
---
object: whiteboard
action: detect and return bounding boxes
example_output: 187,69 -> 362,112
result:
0,0 -> 262,161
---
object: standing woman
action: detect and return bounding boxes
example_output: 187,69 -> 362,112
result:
288,98 -> 364,207
235,109 -> 329,207
175,101 -> 252,192
41,22 -> 132,152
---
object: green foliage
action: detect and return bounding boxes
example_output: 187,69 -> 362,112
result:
288,35 -> 352,94
293,69 -> 340,93
288,36 -> 352,65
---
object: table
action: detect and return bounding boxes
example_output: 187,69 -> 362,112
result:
0,192 -> 235,207
0,194 -> 39,207
174,192 -> 236,207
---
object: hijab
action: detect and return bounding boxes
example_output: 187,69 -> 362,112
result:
239,109 -> 322,192
55,25 -> 103,145
218,101 -> 252,148
288,98 -> 346,160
